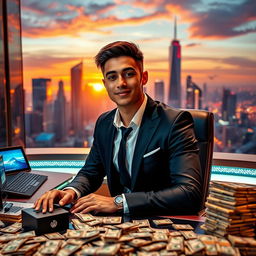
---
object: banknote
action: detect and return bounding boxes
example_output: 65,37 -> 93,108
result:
25,236 -> 48,244
186,239 -> 205,254
74,213 -> 95,222
45,232 -> 65,240
152,219 -> 173,226
132,219 -> 150,227
129,238 -> 152,247
56,243 -> 81,256
130,232 -> 152,239
1,238 -> 28,254
166,241 -> 183,252
172,224 -> 194,230
40,240 -> 62,255
152,232 -> 168,242
141,242 -> 166,252
180,230 -> 197,240
0,222 -> 22,233
95,243 -> 121,255
102,216 -> 122,224
12,242 -> 41,255
102,228 -> 122,241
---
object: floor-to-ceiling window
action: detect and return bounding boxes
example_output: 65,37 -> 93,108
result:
20,0 -> 256,153
0,0 -> 7,147
0,0 -> 25,147
1,0 -> 255,154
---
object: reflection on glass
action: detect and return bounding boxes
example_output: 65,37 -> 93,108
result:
0,1 -> 7,147
7,0 -> 25,147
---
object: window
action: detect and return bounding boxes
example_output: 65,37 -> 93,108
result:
0,0 -> 25,147
1,0 -> 255,154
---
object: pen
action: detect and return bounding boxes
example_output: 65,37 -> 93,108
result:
4,202 -> 13,213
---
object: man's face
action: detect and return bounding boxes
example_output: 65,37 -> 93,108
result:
102,56 -> 148,110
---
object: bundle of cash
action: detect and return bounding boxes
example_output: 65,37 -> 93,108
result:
1,213 -> 256,255
202,181 -> 256,237
228,235 -> 256,256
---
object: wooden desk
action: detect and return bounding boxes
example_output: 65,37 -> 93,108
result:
8,171 -> 73,203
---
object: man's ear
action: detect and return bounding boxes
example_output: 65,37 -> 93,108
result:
141,71 -> 148,86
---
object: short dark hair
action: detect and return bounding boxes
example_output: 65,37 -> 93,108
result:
95,41 -> 144,71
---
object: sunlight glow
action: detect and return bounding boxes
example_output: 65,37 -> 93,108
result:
90,83 -> 104,92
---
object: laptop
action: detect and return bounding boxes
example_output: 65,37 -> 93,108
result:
0,146 -> 47,197
0,155 -> 34,218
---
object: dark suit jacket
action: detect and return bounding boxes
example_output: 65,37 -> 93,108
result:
68,96 -> 202,216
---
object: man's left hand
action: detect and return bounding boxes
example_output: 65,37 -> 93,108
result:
70,193 -> 119,214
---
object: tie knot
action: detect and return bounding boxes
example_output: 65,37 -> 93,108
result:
120,127 -> 133,140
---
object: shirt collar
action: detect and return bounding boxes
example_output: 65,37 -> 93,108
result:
113,94 -> 148,129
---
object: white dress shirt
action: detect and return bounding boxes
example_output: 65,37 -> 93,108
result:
113,94 -> 148,213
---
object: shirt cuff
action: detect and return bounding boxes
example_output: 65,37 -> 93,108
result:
63,187 -> 81,200
122,194 -> 130,214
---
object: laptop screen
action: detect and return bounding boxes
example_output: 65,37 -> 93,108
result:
0,155 -> 6,186
0,147 -> 30,173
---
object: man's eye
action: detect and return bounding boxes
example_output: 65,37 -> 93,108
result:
107,74 -> 117,81
124,71 -> 136,78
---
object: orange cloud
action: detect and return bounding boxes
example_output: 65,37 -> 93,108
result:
22,7 -> 171,38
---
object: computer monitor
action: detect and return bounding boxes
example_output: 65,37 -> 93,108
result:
0,155 -> 6,210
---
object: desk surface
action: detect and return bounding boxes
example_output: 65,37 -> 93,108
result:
8,171 -> 73,203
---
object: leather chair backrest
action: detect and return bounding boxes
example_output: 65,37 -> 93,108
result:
186,109 -> 214,211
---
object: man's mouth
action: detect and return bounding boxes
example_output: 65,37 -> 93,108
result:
115,90 -> 131,96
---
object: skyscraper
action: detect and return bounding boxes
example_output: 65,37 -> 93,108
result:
32,78 -> 51,136
222,88 -> 237,122
54,80 -> 67,142
71,62 -> 83,136
168,17 -> 181,108
186,75 -> 202,109
32,78 -> 51,113
154,80 -> 164,103
203,83 -> 208,109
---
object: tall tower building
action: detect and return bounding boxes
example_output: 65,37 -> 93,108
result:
71,62 -> 83,136
222,88 -> 237,122
32,78 -> 51,113
203,83 -> 208,109
154,80 -> 164,103
32,78 -> 51,135
54,80 -> 67,142
168,17 -> 181,108
186,75 -> 202,109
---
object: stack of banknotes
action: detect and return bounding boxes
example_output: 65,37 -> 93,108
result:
0,213 -> 255,255
201,181 -> 256,238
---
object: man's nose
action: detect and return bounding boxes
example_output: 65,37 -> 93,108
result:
118,75 -> 127,87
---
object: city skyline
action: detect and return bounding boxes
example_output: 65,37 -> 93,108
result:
21,0 -> 256,105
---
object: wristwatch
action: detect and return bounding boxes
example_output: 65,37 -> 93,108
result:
114,195 -> 123,209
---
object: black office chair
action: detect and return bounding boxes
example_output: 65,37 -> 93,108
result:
186,109 -> 214,212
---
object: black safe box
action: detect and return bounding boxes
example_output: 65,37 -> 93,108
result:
22,207 -> 69,235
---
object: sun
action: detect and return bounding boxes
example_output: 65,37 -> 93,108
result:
91,83 -> 104,92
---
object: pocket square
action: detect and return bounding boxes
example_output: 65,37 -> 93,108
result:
143,147 -> 161,158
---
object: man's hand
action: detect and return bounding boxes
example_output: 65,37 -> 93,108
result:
70,193 -> 119,214
34,189 -> 76,213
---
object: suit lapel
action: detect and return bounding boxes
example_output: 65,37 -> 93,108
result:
104,114 -> 116,180
131,97 -> 160,190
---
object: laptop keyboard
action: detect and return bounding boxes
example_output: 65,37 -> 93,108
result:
5,172 -> 44,193
2,202 -> 22,213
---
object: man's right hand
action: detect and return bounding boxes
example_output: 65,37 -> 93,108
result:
34,189 -> 76,213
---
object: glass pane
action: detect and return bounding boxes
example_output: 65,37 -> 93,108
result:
0,0 -> 7,147
21,1 -> 256,153
7,0 -> 25,146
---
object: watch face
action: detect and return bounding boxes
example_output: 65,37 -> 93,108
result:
115,196 -> 123,205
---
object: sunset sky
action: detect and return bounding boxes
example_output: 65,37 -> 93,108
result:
21,0 -> 256,105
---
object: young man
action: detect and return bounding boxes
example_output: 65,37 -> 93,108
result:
34,41 -> 202,216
